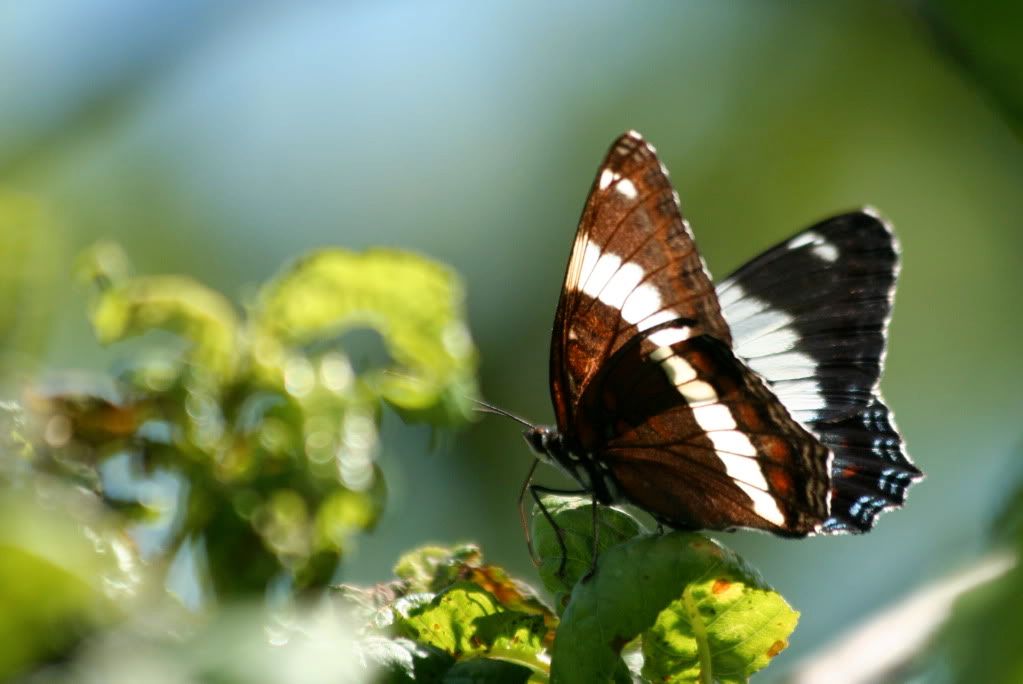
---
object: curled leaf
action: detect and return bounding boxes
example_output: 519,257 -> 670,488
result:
252,248 -> 478,424
79,243 -> 241,384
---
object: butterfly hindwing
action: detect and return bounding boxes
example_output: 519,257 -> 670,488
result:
578,326 -> 831,534
717,210 -> 897,422
816,399 -> 919,532
717,211 -> 922,532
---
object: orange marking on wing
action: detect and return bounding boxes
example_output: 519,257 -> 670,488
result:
761,435 -> 789,461
768,469 -> 794,497
736,403 -> 764,431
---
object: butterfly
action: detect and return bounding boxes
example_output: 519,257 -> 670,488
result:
493,131 -> 922,573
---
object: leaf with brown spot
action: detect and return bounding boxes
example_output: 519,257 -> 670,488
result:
551,532 -> 798,684
394,582 -> 549,677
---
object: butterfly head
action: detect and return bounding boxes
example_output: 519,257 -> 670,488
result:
522,425 -> 568,467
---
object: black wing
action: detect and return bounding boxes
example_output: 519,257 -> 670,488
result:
717,210 -> 922,532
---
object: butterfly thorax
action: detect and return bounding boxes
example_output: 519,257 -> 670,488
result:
522,426 -> 616,504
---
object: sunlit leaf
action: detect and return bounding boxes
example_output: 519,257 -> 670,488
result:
473,609 -> 546,667
397,582 -> 508,656
252,248 -> 478,424
551,532 -> 798,684
396,581 -> 548,673
393,544 -> 477,593
80,243 -> 241,384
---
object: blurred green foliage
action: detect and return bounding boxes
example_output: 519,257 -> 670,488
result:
0,238 -> 482,679
0,478 -> 132,677
58,241 -> 476,598
0,405 -> 141,678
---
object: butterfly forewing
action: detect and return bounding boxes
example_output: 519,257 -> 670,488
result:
550,131 -> 729,440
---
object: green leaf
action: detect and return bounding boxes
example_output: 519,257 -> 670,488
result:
530,495 -> 643,605
398,582 -> 505,656
396,582 -> 548,673
442,657 -> 534,683
0,485 -> 139,679
251,248 -> 478,424
394,544 -> 483,593
79,242 -> 241,383
363,636 -> 455,683
550,533 -> 797,684
473,610 -> 546,664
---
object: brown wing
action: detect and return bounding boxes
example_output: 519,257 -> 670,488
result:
550,131 -> 730,446
581,327 -> 832,534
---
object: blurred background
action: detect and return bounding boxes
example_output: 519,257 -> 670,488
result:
2,0 -> 1022,678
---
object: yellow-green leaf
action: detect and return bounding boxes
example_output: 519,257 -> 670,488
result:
550,533 -> 798,684
252,248 -> 478,424
79,243 -> 240,383
642,553 -> 798,683
397,582 -> 548,673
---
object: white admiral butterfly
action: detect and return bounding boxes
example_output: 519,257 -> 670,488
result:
489,131 -> 921,569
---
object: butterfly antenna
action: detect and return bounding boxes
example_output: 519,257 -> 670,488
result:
472,398 -> 536,430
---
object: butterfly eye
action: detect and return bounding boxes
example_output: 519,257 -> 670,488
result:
522,428 -> 547,457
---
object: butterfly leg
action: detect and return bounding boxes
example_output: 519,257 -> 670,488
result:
522,480 -> 591,578
518,459 -> 545,568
